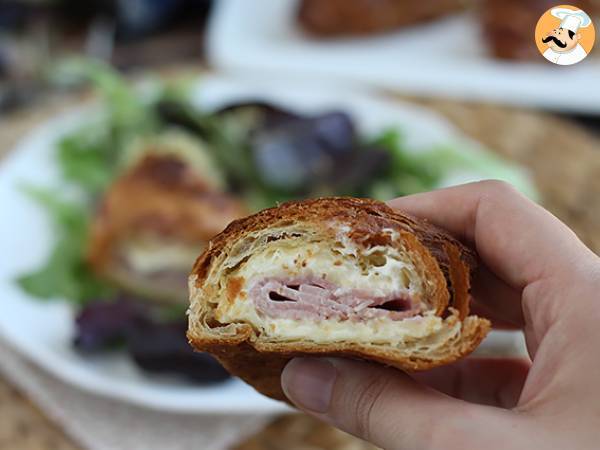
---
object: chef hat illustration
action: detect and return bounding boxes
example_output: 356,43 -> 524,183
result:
551,7 -> 592,33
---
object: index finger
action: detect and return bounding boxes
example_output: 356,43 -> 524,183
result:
387,180 -> 591,291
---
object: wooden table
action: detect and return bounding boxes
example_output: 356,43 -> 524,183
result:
1,84 -> 600,450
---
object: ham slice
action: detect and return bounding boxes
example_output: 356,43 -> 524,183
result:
249,276 -> 419,321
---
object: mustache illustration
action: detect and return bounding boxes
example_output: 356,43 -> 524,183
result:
542,35 -> 567,48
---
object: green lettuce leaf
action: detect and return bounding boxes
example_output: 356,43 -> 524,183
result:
16,187 -> 114,304
368,128 -> 537,200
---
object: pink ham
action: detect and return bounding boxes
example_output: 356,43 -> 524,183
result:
249,276 -> 419,321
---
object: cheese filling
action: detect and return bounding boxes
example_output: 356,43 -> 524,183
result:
122,238 -> 203,274
212,233 -> 446,345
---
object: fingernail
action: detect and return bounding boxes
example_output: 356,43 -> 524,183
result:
281,358 -> 337,413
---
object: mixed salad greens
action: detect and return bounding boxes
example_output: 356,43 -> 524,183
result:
17,60 -> 532,381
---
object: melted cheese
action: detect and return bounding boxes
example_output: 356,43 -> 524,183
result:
123,239 -> 202,274
218,294 -> 445,345
233,240 -> 419,297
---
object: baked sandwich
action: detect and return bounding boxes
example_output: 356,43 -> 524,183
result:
187,197 -> 490,401
88,146 -> 245,305
297,0 -> 468,37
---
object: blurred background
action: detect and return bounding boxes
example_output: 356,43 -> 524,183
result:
1,1 -> 600,449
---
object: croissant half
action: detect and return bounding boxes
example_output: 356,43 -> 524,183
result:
187,197 -> 490,401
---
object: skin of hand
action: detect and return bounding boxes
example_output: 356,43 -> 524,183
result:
280,180 -> 600,450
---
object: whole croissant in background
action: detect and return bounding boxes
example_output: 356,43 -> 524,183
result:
297,0 -> 469,36
480,0 -> 598,60
187,197 -> 490,401
88,151 -> 245,305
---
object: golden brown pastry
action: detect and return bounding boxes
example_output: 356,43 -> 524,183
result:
480,0 -> 598,60
187,197 -> 490,401
297,0 -> 468,37
88,153 -> 245,305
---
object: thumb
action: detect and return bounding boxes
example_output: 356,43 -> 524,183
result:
281,358 -> 523,450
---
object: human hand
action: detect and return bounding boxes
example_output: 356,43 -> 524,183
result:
280,180 -> 600,449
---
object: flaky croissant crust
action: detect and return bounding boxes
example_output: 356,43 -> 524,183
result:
188,197 -> 490,401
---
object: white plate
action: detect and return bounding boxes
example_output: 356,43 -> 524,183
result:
0,75 -> 528,414
208,0 -> 600,113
